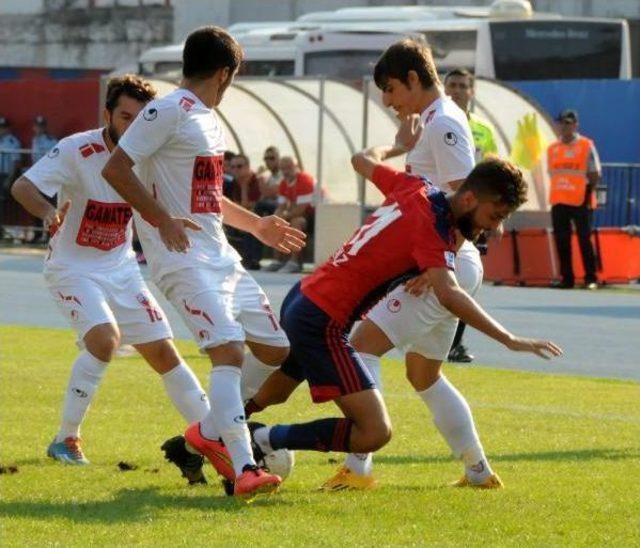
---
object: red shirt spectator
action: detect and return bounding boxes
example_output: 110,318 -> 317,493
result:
278,171 -> 315,214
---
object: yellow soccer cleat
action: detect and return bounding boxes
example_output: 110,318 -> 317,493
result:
451,472 -> 504,489
319,466 -> 377,492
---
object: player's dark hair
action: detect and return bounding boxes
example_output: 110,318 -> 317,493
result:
444,68 -> 474,88
460,156 -> 528,210
105,74 -> 157,112
374,38 -> 440,90
183,26 -> 243,80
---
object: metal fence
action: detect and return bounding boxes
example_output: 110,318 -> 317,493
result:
595,163 -> 640,227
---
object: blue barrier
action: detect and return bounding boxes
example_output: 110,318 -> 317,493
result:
595,164 -> 640,227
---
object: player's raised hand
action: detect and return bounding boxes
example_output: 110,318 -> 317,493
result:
504,336 -> 563,360
158,216 -> 202,253
395,114 -> 423,152
404,271 -> 432,296
44,199 -> 72,236
255,215 -> 307,254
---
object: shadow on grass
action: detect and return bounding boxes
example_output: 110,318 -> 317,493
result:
376,448 -> 640,466
0,486 -> 291,523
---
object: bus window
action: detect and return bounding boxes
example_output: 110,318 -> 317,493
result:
303,50 -> 384,79
239,60 -> 295,76
422,30 -> 477,61
490,21 -> 622,80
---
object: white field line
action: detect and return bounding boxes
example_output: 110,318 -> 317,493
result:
383,391 -> 640,424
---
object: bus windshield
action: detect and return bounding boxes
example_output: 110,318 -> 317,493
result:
490,20 -> 623,80
303,50 -> 384,78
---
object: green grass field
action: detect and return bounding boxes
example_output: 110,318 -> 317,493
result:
1,325 -> 639,547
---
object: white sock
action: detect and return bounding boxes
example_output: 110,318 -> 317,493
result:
161,362 -> 210,423
345,453 -> 373,476
56,351 -> 108,442
253,425 -> 274,454
201,366 -> 255,476
240,354 -> 279,402
418,375 -> 492,482
342,353 -> 380,476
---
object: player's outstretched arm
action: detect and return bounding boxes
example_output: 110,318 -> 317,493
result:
428,267 -> 563,360
11,177 -> 71,235
102,148 -> 201,253
221,197 -> 306,254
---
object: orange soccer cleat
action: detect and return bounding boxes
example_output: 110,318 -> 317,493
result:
234,465 -> 281,500
184,422 -> 235,482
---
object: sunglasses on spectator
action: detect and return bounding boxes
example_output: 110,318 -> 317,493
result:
231,163 -> 246,169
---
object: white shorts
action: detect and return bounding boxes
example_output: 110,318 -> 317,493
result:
45,266 -> 173,346
156,263 -> 289,350
366,241 -> 483,360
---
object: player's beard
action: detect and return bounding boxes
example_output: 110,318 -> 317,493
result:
107,125 -> 120,146
455,209 -> 478,242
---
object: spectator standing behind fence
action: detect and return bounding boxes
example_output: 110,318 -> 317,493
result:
548,109 -> 600,290
443,67 -> 498,364
0,117 -> 23,233
265,156 -> 315,273
31,116 -> 58,164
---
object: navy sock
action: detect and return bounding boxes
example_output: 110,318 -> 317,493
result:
269,418 -> 353,452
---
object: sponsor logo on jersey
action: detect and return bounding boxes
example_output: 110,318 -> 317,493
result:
179,96 -> 195,112
198,329 -> 210,340
386,298 -> 402,313
143,107 -> 158,121
191,155 -> 223,213
444,132 -> 458,146
79,142 -> 106,158
75,200 -> 133,251
47,147 -> 60,159
444,251 -> 456,269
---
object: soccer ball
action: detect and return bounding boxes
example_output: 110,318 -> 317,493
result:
259,448 -> 295,480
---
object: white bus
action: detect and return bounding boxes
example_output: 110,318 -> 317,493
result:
138,1 -> 632,81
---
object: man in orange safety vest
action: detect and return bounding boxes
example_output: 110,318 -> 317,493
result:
547,109 -> 601,289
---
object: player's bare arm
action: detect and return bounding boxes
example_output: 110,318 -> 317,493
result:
11,177 -> 71,234
102,147 -> 201,253
221,197 -> 306,254
427,267 -> 563,360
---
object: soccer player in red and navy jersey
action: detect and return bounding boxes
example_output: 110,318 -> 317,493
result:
249,148 -> 562,465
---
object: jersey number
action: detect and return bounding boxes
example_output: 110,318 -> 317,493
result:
332,203 -> 402,266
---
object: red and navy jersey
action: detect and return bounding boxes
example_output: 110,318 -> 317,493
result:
301,164 -> 456,326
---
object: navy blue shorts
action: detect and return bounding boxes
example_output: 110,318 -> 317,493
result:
279,282 -> 375,403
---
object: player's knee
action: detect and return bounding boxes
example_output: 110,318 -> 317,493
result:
251,345 -> 289,367
356,418 -> 392,453
84,324 -> 120,362
206,342 -> 245,366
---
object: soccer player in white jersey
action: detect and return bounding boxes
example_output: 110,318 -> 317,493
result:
11,75 -> 210,467
324,38 -> 505,490
102,26 -> 306,498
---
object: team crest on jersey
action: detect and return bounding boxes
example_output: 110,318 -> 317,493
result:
143,107 -> 158,121
79,142 -> 105,158
444,251 -> 456,269
444,132 -> 458,146
198,329 -> 210,341
179,96 -> 195,111
386,298 -> 402,313
47,147 -> 60,159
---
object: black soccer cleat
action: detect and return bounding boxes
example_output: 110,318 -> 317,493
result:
161,435 -> 207,485
447,344 -> 474,363
247,421 -> 267,463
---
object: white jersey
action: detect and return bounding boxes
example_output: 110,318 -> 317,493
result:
118,88 -> 240,282
24,128 -> 137,274
406,96 -> 475,191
